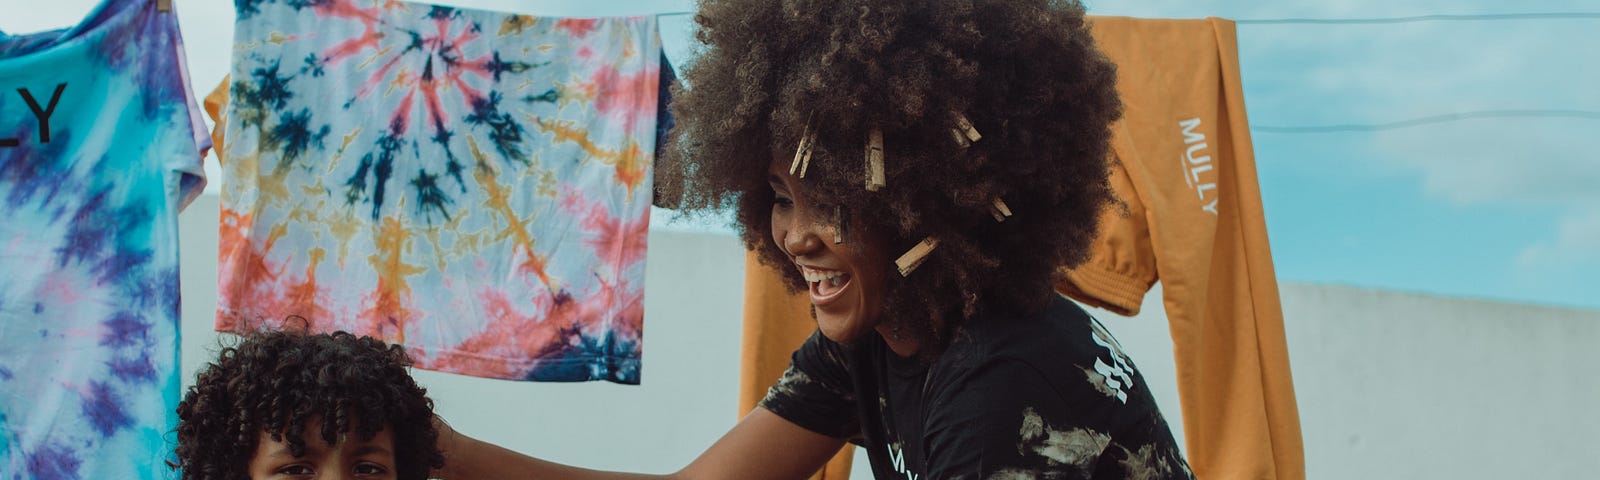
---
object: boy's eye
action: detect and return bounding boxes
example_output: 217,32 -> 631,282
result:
277,464 -> 314,475
355,462 -> 389,475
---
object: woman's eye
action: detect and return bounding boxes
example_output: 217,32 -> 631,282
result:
773,196 -> 793,208
355,462 -> 389,475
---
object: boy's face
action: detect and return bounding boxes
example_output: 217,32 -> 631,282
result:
767,156 -> 890,345
248,417 -> 397,480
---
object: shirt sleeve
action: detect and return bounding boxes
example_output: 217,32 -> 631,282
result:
922,356 -> 1192,480
757,330 -> 860,439
161,12 -> 209,210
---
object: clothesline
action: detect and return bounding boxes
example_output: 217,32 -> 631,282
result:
652,11 -> 1600,24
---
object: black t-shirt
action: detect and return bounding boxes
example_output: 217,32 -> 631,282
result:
760,296 -> 1193,480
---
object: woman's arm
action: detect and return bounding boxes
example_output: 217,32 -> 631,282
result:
432,407 -> 846,480
432,421 -> 664,480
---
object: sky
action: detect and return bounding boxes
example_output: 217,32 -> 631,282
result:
3,0 -> 1595,310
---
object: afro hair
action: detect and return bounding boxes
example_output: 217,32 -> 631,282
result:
657,0 -> 1122,356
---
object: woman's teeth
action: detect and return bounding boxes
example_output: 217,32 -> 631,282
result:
803,271 -> 845,284
801,268 -> 847,287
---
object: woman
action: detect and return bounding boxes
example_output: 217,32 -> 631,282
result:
437,0 -> 1190,477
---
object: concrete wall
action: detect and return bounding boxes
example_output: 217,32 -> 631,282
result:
1284,285 -> 1600,479
176,194 -> 1600,479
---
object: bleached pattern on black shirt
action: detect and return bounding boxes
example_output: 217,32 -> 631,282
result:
760,296 -> 1192,480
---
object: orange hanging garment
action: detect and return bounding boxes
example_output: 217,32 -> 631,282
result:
737,16 -> 1304,480
1057,16 -> 1305,480
739,253 -> 857,480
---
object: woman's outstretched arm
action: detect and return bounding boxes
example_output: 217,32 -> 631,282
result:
433,407 -> 846,480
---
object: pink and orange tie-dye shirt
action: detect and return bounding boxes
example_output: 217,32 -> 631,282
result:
214,0 -> 658,383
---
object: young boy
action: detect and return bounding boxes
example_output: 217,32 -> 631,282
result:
174,330 -> 445,480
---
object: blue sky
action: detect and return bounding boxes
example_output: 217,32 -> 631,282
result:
6,0 -> 1595,310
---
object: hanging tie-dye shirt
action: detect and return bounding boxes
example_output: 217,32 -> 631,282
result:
215,0 -> 658,384
0,0 -> 208,477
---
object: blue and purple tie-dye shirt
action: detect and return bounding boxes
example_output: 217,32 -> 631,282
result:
0,0 -> 208,477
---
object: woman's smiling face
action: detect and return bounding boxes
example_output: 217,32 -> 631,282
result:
767,156 -> 890,345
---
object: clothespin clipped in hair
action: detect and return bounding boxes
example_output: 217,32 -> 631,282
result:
157,0 -> 171,12
989,197 -> 1013,222
833,205 -> 848,244
864,128 -> 885,191
789,124 -> 816,178
895,237 -> 940,276
951,112 -> 981,148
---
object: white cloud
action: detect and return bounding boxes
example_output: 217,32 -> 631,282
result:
1519,209 -> 1600,267
1247,7 -> 1600,200
1369,121 -> 1599,205
1206,0 -> 1600,269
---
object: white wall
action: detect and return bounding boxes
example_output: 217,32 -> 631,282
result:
177,194 -> 1600,479
1282,284 -> 1600,479
1108,275 -> 1600,479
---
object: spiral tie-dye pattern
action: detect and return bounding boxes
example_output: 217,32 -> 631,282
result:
215,0 -> 660,384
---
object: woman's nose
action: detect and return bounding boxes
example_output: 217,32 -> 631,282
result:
782,218 -> 825,257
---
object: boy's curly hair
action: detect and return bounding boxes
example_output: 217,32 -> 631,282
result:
174,330 -> 444,480
658,0 -> 1122,355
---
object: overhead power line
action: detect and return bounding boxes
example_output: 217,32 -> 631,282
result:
1235,12 -> 1600,25
1252,109 -> 1600,133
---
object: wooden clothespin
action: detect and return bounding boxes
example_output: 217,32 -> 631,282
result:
989,197 -> 1013,222
789,124 -> 816,178
895,237 -> 940,276
864,128 -> 885,191
833,205 -> 848,244
952,112 -> 981,147
157,0 -> 171,12
951,129 -> 971,149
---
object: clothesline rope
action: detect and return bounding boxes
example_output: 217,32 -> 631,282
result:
654,11 -> 1600,24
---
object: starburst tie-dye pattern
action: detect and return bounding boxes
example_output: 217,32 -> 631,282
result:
0,0 -> 209,477
216,0 -> 659,383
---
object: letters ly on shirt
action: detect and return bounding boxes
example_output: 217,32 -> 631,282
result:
0,83 -> 67,148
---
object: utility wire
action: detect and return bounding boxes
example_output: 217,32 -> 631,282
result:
1252,109 -> 1600,133
1235,12 -> 1600,25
